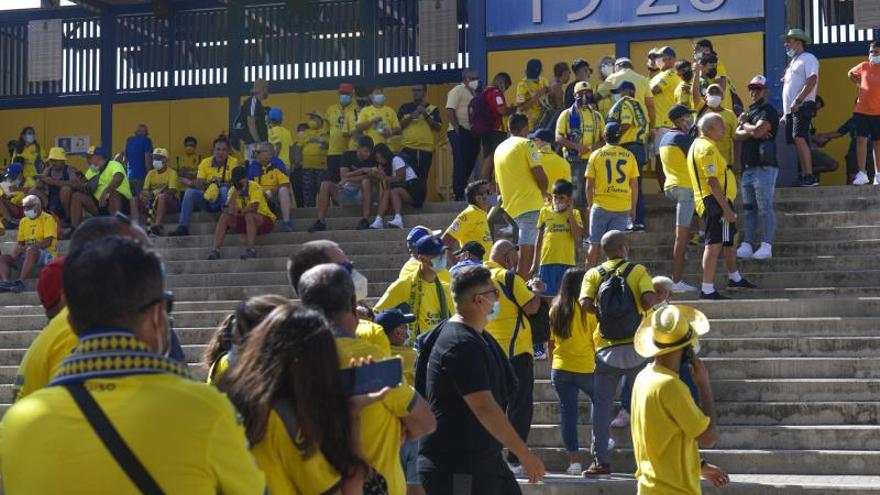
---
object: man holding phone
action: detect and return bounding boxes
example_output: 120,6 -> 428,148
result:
416,265 -> 545,494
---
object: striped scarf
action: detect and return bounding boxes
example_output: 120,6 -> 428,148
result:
49,328 -> 191,386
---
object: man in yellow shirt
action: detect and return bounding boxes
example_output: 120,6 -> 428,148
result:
176,136 -> 200,187
650,46 -> 682,185
357,87 -> 401,146
697,84 -> 738,167
326,83 -> 359,183
296,111 -> 330,208
1,237 -> 267,495
607,81 -> 650,231
674,60 -> 695,110
399,83 -> 442,180
597,58 -> 655,132
556,80 -> 604,212
631,304 -> 723,494
484,239 -> 545,474
0,194 -> 56,293
375,235 -> 454,340
585,123 -> 639,267
208,166 -> 275,261
248,141 -> 293,231
515,59 -> 552,131
133,147 -> 179,236
578,230 -> 657,477
495,113 -> 549,277
170,136 -> 241,236
693,40 -> 734,111
69,146 -> 133,228
688,114 -> 756,300
443,179 -> 493,258
659,105 -> 701,293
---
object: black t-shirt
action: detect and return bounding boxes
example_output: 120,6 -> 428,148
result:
741,101 -> 780,168
240,96 -> 268,143
418,320 -> 515,474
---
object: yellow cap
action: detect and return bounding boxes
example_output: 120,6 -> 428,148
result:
574,80 -> 592,94
634,304 -> 710,358
47,147 -> 67,161
152,148 -> 169,158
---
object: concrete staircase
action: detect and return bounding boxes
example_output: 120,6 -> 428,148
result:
1,186 -> 879,493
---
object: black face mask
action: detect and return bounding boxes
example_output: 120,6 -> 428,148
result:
706,69 -> 718,79
681,70 -> 694,82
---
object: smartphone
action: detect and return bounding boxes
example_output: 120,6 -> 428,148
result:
340,357 -> 403,396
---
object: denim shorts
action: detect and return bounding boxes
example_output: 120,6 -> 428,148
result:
400,440 -> 420,485
664,187 -> 696,228
515,210 -> 541,246
589,206 -> 630,244
17,249 -> 53,269
335,183 -> 363,206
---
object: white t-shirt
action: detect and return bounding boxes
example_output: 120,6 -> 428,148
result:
392,156 -> 418,182
782,51 -> 820,115
446,83 -> 474,131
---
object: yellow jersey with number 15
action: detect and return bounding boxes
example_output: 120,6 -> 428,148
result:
586,145 -> 639,212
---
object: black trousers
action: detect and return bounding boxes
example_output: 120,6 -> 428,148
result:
421,469 -> 522,495
506,352 -> 534,465
403,148 -> 434,182
449,127 -> 481,201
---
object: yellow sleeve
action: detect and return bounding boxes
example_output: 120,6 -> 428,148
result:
16,222 -> 25,243
629,155 -> 640,179
579,269 -> 600,301
167,169 -> 179,190
274,169 -> 291,186
247,182 -> 262,204
357,108 -> 371,125
700,146 -> 723,180
388,108 -> 401,128
555,110 -> 569,137
446,211 -> 467,239
143,171 -> 154,192
525,140 -> 541,169
356,319 -> 392,358
537,207 -> 547,230
196,160 -> 210,181
661,379 -> 711,439
382,381 -> 417,418
374,278 -> 411,313
633,264 -> 655,298
585,153 -> 598,179
207,395 -> 268,495
512,273 -> 536,307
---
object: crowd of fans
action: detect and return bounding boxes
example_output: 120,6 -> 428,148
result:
0,32 -> 878,495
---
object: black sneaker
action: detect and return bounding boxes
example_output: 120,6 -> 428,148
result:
632,223 -> 646,232
240,248 -> 257,260
169,225 -> 189,237
207,249 -> 221,260
700,291 -> 730,300
799,174 -> 819,187
583,461 -> 612,478
356,218 -> 370,230
308,220 -> 327,233
728,277 -> 758,289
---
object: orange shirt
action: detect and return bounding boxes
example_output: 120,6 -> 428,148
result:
850,61 -> 880,116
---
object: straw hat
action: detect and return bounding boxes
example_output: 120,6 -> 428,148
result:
634,304 -> 710,358
47,147 -> 67,161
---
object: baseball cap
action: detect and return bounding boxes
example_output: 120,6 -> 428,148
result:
415,235 -> 445,257
660,46 -> 676,58
5,163 -> 22,180
610,81 -> 636,94
706,83 -> 723,95
747,75 -> 768,89
604,122 -> 622,141
668,104 -> 695,122
574,80 -> 591,94
615,57 -> 632,66
647,48 -> 661,58
529,128 -> 556,144
375,309 -> 417,335
267,108 -> 283,122
339,83 -> 355,94
87,145 -> 108,158
152,148 -> 169,158
38,257 -> 65,312
453,240 -> 486,259
406,225 -> 441,245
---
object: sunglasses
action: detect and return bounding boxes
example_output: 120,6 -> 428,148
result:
475,288 -> 499,298
137,291 -> 175,314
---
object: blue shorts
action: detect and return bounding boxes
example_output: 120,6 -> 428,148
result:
589,207 -> 630,244
515,210 -> 541,246
538,264 -> 573,297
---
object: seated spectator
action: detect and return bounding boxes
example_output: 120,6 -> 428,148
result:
247,141 -> 293,232
0,194 -> 57,293
176,135 -> 200,187
37,256 -> 65,319
442,180 -> 493,259
208,166 -> 276,261
69,146 -> 133,227
815,107 -> 876,184
33,147 -> 75,224
170,136 -> 241,237
132,147 -> 179,236
0,160 -> 33,229
203,294 -> 288,384
310,136 -> 378,232
807,96 -> 840,179
370,143 -> 426,230
1,236 -> 266,494
449,240 -> 486,277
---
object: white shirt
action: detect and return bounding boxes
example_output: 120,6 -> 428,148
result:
392,156 -> 418,182
782,51 -> 820,115
446,83 -> 474,131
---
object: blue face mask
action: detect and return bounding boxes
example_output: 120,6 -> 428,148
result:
431,255 -> 447,272
339,94 -> 352,106
786,48 -> 797,58
487,300 -> 500,321
373,94 -> 386,105
871,55 -> 880,65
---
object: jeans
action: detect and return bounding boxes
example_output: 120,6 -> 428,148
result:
450,127 -> 481,201
623,143 -> 647,225
506,353 -> 534,465
179,186 -> 229,227
551,369 -> 595,453
741,166 -> 779,244
592,358 -> 645,465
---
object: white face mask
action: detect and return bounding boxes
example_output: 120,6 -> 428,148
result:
23,208 -> 37,219
707,95 -> 722,108
487,300 -> 500,321
152,159 -> 164,170
553,202 -> 568,213
468,80 -> 480,90
24,133 -> 35,144
871,55 -> 880,65
351,269 -> 369,301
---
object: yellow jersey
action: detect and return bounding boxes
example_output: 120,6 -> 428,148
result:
326,103 -> 359,155
579,259 -> 654,349
659,130 -> 693,191
631,363 -> 710,495
196,156 -> 240,183
143,167 -> 179,196
390,345 -> 418,386
399,102 -> 440,152
356,318 -> 392,358
253,163 -> 291,189
268,124 -> 295,169
231,180 -> 277,221
586,145 -> 639,212
551,304 -> 596,374
494,136 -> 544,219
537,206 -> 582,266
12,307 -> 78,403
602,69 -> 651,110
538,148 -> 572,195
608,96 -> 650,145
399,257 -> 451,284
17,211 -> 58,256
176,152 -> 200,174
445,204 -> 492,259
697,107 -> 738,165
297,127 -> 329,170
485,260 -> 536,358
85,160 -> 132,200
675,80 -> 694,110
650,69 -> 682,128
374,271 -> 453,340
515,77 -> 550,130
556,106 -> 604,160
687,136 -> 736,216
357,105 -> 400,146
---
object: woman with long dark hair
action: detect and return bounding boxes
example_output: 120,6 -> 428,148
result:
369,143 -> 426,230
203,294 -> 287,383
547,267 -> 596,475
14,126 -> 41,178
218,302 -> 373,495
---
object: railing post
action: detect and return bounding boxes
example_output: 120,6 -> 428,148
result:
361,0 -> 377,84
467,0 -> 486,81
766,0 -> 787,110
227,0 -> 245,147
99,11 -> 115,150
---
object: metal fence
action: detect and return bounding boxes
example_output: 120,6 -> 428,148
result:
0,0 -> 468,101
804,0 -> 876,45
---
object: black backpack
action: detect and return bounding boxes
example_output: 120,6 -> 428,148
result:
501,270 -> 551,352
596,260 -> 642,340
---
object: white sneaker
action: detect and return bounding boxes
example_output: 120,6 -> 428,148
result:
388,215 -> 404,229
370,217 -> 384,229
610,409 -> 630,428
752,242 -> 772,260
854,171 -> 870,185
874,175 -> 880,185
671,280 -> 699,293
566,462 -> 583,476
736,242 -> 754,259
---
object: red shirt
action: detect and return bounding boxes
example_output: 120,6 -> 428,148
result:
849,61 -> 880,116
483,86 -> 507,131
